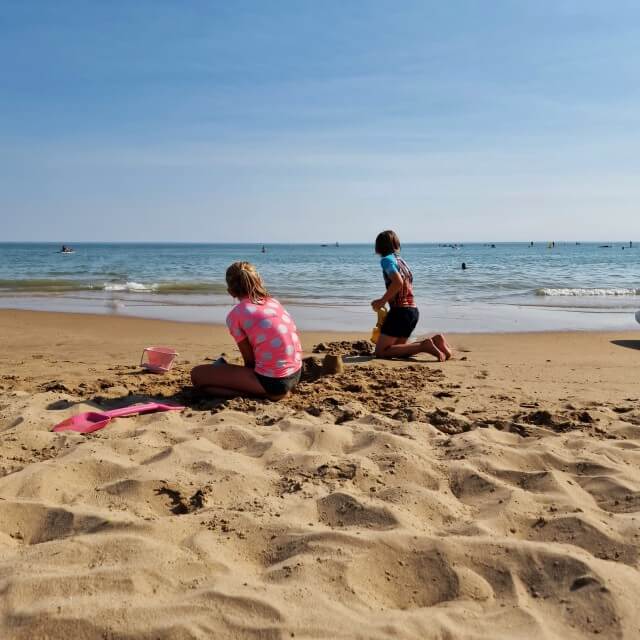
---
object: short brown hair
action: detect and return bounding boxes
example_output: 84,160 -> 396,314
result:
225,262 -> 269,303
375,230 -> 401,256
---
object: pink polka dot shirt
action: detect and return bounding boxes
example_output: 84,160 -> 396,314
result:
226,297 -> 303,378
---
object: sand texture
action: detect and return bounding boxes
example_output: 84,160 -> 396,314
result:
1,310 -> 640,639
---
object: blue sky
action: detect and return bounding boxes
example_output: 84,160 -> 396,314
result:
1,1 -> 639,242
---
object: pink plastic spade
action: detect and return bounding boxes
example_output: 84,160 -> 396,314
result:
52,402 -> 184,434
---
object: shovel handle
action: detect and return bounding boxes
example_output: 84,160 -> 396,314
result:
104,403 -> 181,418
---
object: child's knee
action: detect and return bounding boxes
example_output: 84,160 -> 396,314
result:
190,365 -> 203,386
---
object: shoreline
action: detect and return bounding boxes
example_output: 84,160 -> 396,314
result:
1,306 -> 639,340
1,296 -> 638,333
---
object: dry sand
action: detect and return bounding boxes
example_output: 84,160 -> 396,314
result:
1,309 -> 640,639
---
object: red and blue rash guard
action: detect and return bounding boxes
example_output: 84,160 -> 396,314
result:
380,253 -> 415,307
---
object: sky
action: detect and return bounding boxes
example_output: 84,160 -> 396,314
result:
1,1 -> 640,243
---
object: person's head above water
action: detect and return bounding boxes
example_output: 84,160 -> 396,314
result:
226,261 -> 269,303
375,230 -> 401,256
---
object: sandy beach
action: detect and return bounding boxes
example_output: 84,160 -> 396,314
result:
1,309 -> 640,639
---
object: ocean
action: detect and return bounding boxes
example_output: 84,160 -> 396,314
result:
0,242 -> 638,332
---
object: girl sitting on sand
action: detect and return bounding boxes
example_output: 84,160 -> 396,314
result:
371,230 -> 452,361
191,262 -> 303,399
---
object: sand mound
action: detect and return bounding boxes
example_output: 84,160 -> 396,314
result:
2,377 -> 640,639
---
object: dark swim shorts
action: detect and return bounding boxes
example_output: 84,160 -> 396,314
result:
380,306 -> 419,339
255,367 -> 302,396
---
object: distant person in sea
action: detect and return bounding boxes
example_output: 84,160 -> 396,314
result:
190,262 -> 302,399
371,230 -> 452,361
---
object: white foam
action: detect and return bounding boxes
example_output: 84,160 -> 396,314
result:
537,287 -> 640,297
103,281 -> 157,292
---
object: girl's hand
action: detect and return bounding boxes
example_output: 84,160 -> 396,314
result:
371,298 -> 385,311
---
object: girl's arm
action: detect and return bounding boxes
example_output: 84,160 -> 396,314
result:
237,338 -> 256,368
371,271 -> 403,310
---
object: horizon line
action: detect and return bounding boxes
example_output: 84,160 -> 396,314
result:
1,240 -> 637,246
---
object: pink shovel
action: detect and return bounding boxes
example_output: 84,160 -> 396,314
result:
52,402 -> 184,434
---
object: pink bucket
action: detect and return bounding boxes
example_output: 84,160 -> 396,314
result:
140,346 -> 178,373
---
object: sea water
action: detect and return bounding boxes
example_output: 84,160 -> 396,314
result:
0,242 -> 638,332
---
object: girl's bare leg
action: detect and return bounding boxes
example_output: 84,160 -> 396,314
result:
375,334 -> 445,361
191,363 -> 267,397
432,334 -> 453,360
420,337 -> 446,361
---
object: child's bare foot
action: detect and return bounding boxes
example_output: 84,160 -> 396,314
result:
421,337 -> 446,362
432,334 -> 453,360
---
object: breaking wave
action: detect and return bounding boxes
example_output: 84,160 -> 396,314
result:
0,279 -> 228,294
103,281 -> 156,292
536,287 -> 640,297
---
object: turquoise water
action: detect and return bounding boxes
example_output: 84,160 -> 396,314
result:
0,242 -> 638,331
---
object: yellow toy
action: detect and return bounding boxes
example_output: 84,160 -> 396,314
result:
370,306 -> 388,343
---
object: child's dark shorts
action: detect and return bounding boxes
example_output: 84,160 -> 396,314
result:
255,367 -> 301,396
380,306 -> 419,339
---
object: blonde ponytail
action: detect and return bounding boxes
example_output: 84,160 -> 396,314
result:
225,262 -> 269,303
